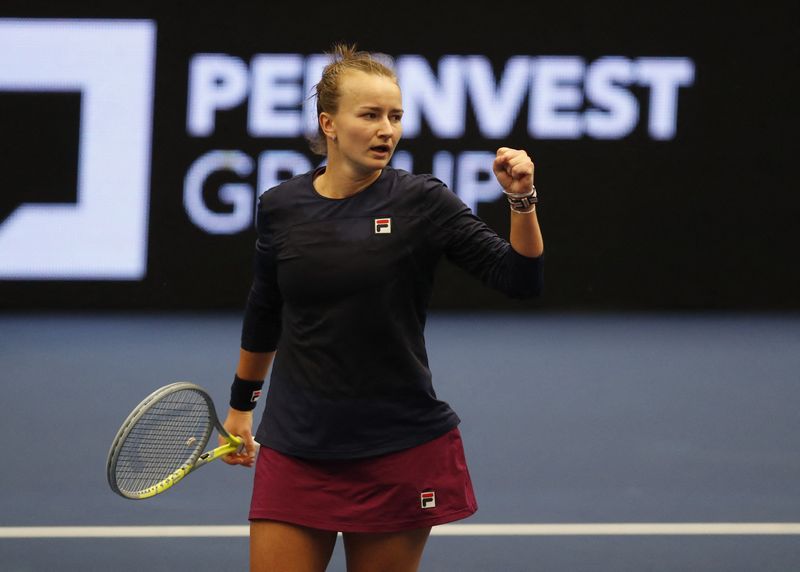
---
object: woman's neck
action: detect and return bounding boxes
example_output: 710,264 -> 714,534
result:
314,162 -> 383,199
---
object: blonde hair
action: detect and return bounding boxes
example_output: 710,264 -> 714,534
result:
308,43 -> 398,156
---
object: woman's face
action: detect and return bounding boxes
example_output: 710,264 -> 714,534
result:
324,70 -> 403,175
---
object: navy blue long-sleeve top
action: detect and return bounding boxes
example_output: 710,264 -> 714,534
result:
241,166 -> 542,459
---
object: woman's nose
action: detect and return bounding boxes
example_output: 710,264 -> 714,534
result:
377,116 -> 393,136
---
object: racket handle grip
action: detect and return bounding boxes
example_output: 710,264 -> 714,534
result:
196,436 -> 244,466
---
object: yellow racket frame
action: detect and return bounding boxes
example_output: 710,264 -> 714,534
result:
132,435 -> 243,499
107,382 -> 245,500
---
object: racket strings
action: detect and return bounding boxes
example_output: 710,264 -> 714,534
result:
113,389 -> 213,494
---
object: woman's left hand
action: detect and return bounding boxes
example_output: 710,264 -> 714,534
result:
492,147 -> 534,195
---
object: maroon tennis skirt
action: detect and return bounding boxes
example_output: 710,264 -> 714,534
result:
249,427 -> 478,533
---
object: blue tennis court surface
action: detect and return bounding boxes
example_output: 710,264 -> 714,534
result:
1,312 -> 799,570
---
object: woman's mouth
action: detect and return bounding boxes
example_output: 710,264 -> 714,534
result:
370,145 -> 391,155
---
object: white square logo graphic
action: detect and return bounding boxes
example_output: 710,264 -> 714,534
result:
420,490 -> 436,509
0,19 -> 156,279
374,218 -> 391,234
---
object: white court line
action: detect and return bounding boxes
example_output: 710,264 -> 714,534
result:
2,523 -> 800,538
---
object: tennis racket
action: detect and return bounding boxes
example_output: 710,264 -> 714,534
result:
107,382 -> 243,500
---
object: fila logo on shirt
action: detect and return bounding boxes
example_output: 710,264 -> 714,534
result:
374,218 -> 391,234
420,490 -> 436,509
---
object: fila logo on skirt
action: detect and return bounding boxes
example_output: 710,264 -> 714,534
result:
374,218 -> 391,233
420,490 -> 436,509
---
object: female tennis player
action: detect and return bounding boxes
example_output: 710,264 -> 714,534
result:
221,43 -> 544,572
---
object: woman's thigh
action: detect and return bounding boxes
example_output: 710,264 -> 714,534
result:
250,519 -> 338,572
342,527 -> 432,572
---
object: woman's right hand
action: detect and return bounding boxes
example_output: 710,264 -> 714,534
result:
220,408 -> 258,467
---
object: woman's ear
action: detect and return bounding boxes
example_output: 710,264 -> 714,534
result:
319,112 -> 336,142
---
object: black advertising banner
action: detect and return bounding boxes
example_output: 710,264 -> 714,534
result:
0,3 -> 796,310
